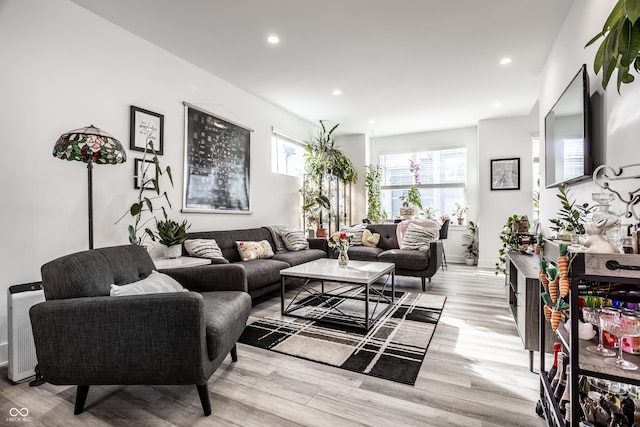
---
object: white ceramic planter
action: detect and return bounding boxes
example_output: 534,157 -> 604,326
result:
164,244 -> 182,259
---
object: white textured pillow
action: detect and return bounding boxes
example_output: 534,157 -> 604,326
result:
280,228 -> 310,251
362,229 -> 381,247
110,271 -> 188,296
401,223 -> 438,251
341,224 -> 367,246
184,239 -> 225,260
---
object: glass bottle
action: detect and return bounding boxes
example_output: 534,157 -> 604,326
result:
553,353 -> 568,401
548,342 -> 562,381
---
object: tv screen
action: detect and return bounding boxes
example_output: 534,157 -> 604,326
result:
544,64 -> 591,188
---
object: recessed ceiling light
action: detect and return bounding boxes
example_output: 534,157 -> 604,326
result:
499,58 -> 512,65
267,35 -> 280,44
368,119 -> 376,125
493,102 -> 502,108
332,89 -> 342,96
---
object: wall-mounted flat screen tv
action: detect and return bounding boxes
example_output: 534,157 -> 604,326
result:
544,64 -> 591,188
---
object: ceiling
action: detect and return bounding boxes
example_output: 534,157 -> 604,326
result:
70,0 -> 574,137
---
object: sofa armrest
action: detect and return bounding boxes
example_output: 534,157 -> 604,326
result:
308,237 -> 328,253
29,292 -> 210,385
160,264 -> 248,293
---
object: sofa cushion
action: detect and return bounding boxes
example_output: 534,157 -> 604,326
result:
187,228 -> 275,263
200,291 -> 252,361
379,249 -> 430,271
239,259 -> 290,292
341,224 -> 367,246
396,219 -> 440,244
236,240 -> 274,261
347,245 -> 384,262
109,271 -> 188,296
401,223 -> 438,251
280,228 -> 310,251
362,229 -> 380,247
272,248 -> 327,266
184,239 -> 226,260
265,225 -> 289,254
365,224 -> 399,250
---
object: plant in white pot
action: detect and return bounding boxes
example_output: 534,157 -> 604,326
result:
462,221 -> 478,266
452,202 -> 469,225
156,216 -> 190,258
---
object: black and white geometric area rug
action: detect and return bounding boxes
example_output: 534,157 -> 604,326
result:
239,290 -> 446,385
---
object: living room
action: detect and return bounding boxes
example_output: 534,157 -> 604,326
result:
3,0 -> 640,425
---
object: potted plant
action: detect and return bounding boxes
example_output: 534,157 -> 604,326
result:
495,214 -> 527,275
302,121 -> 357,235
156,216 -> 190,258
399,186 -> 422,218
549,183 -> 593,241
451,202 -> 469,225
462,221 -> 479,266
364,164 -> 383,223
422,205 -> 439,219
115,141 -> 173,246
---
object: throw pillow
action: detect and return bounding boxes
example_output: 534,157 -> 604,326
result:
266,225 -> 289,254
401,223 -> 438,251
340,224 -> 367,246
236,240 -> 275,261
110,271 -> 188,296
279,228 -> 310,251
184,239 -> 226,260
362,229 -> 381,247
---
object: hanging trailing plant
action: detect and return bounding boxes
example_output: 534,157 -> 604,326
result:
586,0 -> 640,91
364,164 -> 383,223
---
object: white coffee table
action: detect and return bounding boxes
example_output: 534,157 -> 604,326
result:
280,258 -> 395,330
153,256 -> 211,270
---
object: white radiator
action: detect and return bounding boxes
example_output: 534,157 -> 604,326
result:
8,283 -> 45,383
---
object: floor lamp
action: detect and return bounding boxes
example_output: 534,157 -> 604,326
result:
53,125 -> 126,249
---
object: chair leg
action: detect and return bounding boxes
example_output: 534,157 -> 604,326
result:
230,344 -> 238,362
74,385 -> 90,415
441,246 -> 448,271
196,384 -> 212,416
421,277 -> 426,292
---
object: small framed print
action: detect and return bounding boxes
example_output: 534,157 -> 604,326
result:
491,158 -> 520,190
134,159 -> 157,190
130,106 -> 164,154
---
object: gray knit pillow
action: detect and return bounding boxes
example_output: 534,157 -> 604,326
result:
280,228 -> 310,251
401,223 -> 437,251
184,239 -> 226,260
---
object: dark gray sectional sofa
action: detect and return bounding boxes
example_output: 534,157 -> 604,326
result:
332,223 -> 443,291
184,227 -> 328,299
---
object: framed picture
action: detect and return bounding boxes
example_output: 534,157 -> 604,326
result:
182,102 -> 253,213
130,106 -> 164,154
134,158 -> 157,190
491,158 -> 520,190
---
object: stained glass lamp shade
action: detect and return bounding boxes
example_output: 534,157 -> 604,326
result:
53,125 -> 126,249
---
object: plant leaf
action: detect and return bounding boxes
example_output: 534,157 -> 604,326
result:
130,202 -> 142,216
627,0 -> 640,24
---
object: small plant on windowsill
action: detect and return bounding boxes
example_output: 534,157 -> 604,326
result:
452,202 -> 470,225
399,186 -> 423,218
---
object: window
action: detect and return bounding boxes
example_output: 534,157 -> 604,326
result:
271,129 -> 306,177
379,148 -> 466,218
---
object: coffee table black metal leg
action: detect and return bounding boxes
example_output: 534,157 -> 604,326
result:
365,282 -> 370,330
281,276 -> 285,314
392,269 -> 395,303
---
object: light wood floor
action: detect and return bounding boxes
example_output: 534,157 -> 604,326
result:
0,264 -> 546,426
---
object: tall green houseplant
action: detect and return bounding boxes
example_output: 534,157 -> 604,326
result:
365,164 -> 383,223
302,121 -> 358,231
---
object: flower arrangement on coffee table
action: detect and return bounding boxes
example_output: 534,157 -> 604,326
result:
328,231 -> 354,267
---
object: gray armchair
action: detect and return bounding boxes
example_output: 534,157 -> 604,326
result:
29,245 -> 251,416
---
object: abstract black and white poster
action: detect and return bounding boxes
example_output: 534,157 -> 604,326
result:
182,103 -> 252,213
491,157 -> 520,190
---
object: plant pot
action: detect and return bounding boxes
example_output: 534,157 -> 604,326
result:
164,244 -> 182,259
464,257 -> 475,266
399,206 -> 415,219
316,228 -> 328,238
457,217 -> 464,225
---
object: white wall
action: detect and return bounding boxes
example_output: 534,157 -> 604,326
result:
0,0 -> 313,365
538,0 -> 640,237
370,126 -> 478,262
477,113 -> 538,270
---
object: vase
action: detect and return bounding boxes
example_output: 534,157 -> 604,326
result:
164,244 -> 182,259
337,247 -> 349,267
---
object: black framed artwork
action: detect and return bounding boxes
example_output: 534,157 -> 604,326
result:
134,158 -> 157,190
491,158 -> 520,190
182,102 -> 253,214
130,106 -> 164,154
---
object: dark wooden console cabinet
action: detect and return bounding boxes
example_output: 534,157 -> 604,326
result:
505,251 -> 554,370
